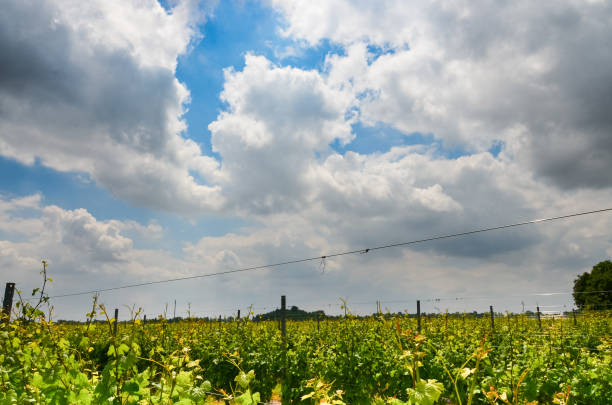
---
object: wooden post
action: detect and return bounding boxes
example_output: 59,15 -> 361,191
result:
417,300 -> 421,333
2,282 -> 16,322
281,295 -> 286,341
445,312 -> 448,335
317,313 -> 320,332
490,306 -> 494,331
113,308 -> 119,335
143,314 -> 147,324
218,315 -> 222,331
237,309 -> 240,320
536,306 -> 541,331
572,309 -> 577,326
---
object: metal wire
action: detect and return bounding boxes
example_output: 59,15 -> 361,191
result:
31,206 -> 612,300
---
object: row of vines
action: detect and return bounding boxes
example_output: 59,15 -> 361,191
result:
1,298 -> 610,404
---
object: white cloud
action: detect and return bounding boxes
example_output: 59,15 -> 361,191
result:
1,195 -> 132,270
0,0 -> 223,214
0,194 -> 192,317
270,0 -> 421,48
273,0 -> 612,189
2,1 -> 611,319
209,54 -> 355,214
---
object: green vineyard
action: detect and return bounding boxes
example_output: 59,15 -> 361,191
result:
1,306 -> 610,404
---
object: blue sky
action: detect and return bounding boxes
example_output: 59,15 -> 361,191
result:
0,0 -> 446,241
1,0 -> 611,320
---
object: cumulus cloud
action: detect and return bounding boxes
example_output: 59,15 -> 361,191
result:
1,194 -> 131,271
200,38 -> 612,302
205,52 -> 544,258
209,54 -> 355,214
272,0 -> 612,189
2,1 -> 611,318
0,0 -> 223,213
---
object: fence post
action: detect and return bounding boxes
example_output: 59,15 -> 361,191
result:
572,309 -> 577,326
445,312 -> 448,335
417,300 -> 421,334
237,309 -> 240,321
2,282 -> 16,322
143,314 -> 147,324
281,295 -> 286,341
536,306 -> 541,331
490,306 -> 495,331
113,308 -> 119,336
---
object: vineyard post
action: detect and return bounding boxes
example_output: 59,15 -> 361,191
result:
536,306 -> 541,331
2,282 -> 15,323
572,309 -> 577,326
143,314 -> 147,324
218,315 -> 221,331
417,300 -> 421,333
515,313 -> 518,328
281,295 -> 286,341
113,308 -> 118,336
445,312 -> 448,335
490,306 -> 494,331
237,309 -> 240,321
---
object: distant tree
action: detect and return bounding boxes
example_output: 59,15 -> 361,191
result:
573,260 -> 612,310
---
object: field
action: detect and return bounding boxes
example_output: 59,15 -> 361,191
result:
1,309 -> 610,404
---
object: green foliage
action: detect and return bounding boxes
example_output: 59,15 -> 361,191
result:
1,313 -> 611,404
573,260 -> 612,310
1,272 -> 611,405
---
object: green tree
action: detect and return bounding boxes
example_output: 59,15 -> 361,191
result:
573,260 -> 612,310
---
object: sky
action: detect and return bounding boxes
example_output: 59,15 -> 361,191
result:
1,0 -> 611,320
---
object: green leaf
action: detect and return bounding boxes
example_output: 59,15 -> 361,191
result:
117,343 -> 130,355
234,371 -> 251,389
122,381 -> 140,395
175,371 -> 191,388
301,392 -> 315,400
186,360 -> 199,368
406,379 -> 444,405
460,368 -> 474,379
200,380 -> 212,392
235,389 -> 259,405
79,337 -> 90,350
32,372 -> 45,388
